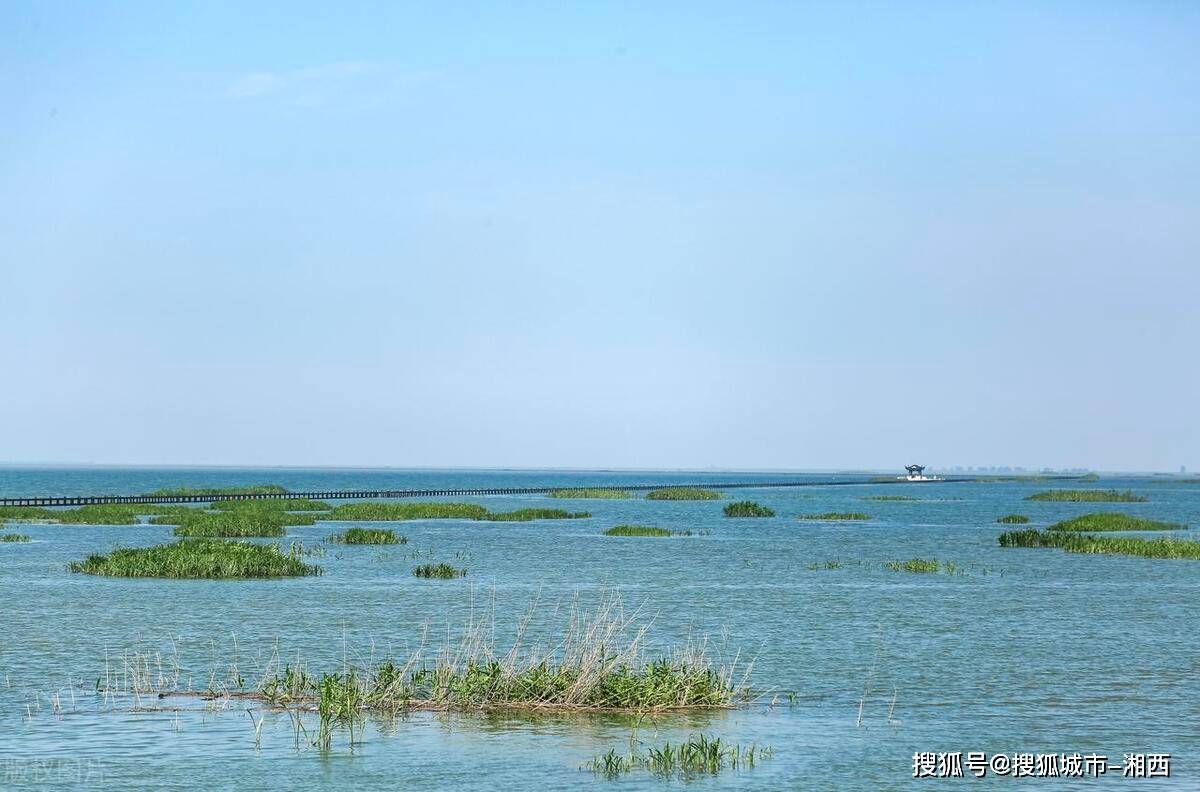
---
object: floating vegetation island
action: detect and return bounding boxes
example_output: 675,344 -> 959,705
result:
645,488 -> 722,501
723,501 -> 775,518
1048,513 -> 1183,533
68,539 -> 322,578
586,734 -> 772,779
798,512 -> 870,521
997,514 -> 1031,524
326,502 -> 588,522
885,558 -> 946,574
548,488 -> 631,499
1026,489 -> 1146,503
413,563 -> 467,579
603,525 -> 690,538
998,530 -> 1200,560
328,527 -> 406,545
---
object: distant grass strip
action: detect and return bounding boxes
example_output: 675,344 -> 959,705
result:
996,514 -> 1030,524
548,488 -> 631,499
603,525 -> 691,538
485,508 -> 589,522
0,504 -> 197,525
68,539 -> 322,578
169,512 -> 290,538
144,484 -> 290,497
328,527 -> 406,545
998,529 -> 1200,560
586,734 -> 772,778
1,533 -> 31,543
798,512 -> 869,521
213,498 -> 330,512
861,495 -> 920,502
885,558 -> 943,573
645,488 -> 721,501
722,501 -> 775,518
413,563 -> 467,579
1048,513 -> 1183,533
1026,489 -> 1146,503
328,502 -> 490,521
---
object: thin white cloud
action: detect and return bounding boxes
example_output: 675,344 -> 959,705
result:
225,61 -> 419,106
227,71 -> 284,99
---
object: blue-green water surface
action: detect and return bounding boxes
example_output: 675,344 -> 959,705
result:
0,468 -> 1196,789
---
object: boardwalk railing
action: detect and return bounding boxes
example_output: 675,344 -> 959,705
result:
0,477 -> 987,508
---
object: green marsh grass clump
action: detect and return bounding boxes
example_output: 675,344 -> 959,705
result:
413,563 -> 467,579
1048,513 -> 1183,533
169,512 -> 291,538
143,484 -> 290,497
213,498 -> 330,512
603,525 -> 690,538
885,558 -> 942,573
0,506 -> 55,522
645,488 -> 721,501
1,533 -> 31,542
997,514 -> 1031,524
328,527 -> 406,545
722,501 -> 775,518
586,733 -> 772,779
328,502 -> 490,521
1,504 -> 199,525
807,560 -> 842,570
68,539 -> 322,578
485,508 -> 590,522
998,529 -> 1200,560
1026,489 -> 1146,503
798,512 -> 870,521
548,488 -> 631,499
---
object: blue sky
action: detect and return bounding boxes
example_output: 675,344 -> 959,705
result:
2,2 -> 1197,471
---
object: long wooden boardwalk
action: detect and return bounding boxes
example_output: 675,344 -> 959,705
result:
0,476 -> 986,508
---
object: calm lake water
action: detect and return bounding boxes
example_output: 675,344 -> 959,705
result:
0,467 -> 1196,790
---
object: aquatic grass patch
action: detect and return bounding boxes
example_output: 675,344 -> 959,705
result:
585,733 -> 773,779
1,532 -> 31,542
998,529 -> 1200,560
603,525 -> 691,537
885,558 -> 943,573
996,514 -> 1031,524
328,527 -> 406,545
169,512 -> 291,538
68,539 -> 322,578
1026,489 -> 1146,503
1048,513 -> 1184,533
645,488 -> 721,501
1,504 -> 200,525
0,506 -> 56,522
213,498 -> 330,512
798,512 -> 870,521
807,560 -> 842,570
143,484 -> 290,497
485,508 -> 589,522
413,563 -> 467,579
548,488 -> 631,499
722,501 -> 775,518
328,502 -> 491,521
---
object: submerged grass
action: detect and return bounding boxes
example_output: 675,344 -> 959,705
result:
413,563 -> 467,579
68,539 -> 322,578
885,558 -> 943,573
328,527 -> 406,545
645,488 -> 721,501
722,501 -> 775,518
1048,513 -> 1184,533
603,525 -> 690,538
998,529 -> 1200,559
1,532 -> 31,542
798,512 -> 870,521
996,514 -> 1031,524
548,488 -> 631,499
1026,489 -> 1146,503
586,734 -> 773,778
